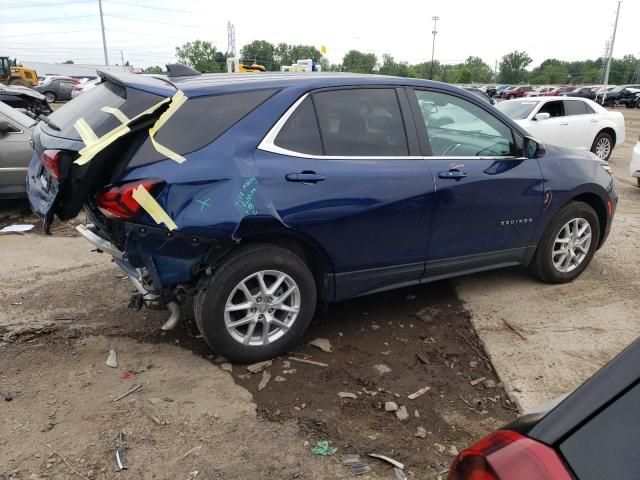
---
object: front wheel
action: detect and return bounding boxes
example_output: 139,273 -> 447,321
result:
530,201 -> 600,284
591,131 -> 613,161
194,244 -> 317,363
43,91 -> 56,104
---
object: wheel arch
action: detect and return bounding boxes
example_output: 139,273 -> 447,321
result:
597,126 -> 617,147
570,192 -> 608,248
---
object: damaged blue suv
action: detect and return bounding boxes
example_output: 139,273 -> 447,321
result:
27,69 -> 617,362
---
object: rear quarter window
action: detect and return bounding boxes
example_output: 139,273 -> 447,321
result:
130,88 -> 278,166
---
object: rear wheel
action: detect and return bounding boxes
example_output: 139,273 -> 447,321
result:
43,91 -> 56,103
195,244 -> 316,363
530,201 -> 600,284
591,131 -> 613,161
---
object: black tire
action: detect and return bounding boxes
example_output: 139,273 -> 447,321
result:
194,244 -> 317,363
636,178 -> 640,187
590,131 -> 614,161
530,201 -> 600,284
43,91 -> 56,104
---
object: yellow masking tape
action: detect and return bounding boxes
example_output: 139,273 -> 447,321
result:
131,184 -> 178,231
101,106 -> 130,124
73,95 -> 172,166
148,90 -> 189,164
74,118 -> 98,145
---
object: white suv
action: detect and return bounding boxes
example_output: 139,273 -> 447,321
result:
631,133 -> 640,187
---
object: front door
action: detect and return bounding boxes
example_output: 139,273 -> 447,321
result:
408,88 -> 544,278
255,87 -> 436,300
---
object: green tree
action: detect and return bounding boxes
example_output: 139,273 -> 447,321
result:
241,40 -> 276,70
378,54 -> 412,77
456,67 -> 472,84
144,65 -> 164,74
464,56 -> 493,83
498,50 -> 532,83
342,50 -> 377,74
62,59 -> 74,64
412,61 -> 441,80
175,40 -> 222,72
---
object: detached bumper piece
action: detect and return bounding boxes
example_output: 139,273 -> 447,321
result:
76,223 -> 123,260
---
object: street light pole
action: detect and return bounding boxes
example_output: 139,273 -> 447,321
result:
430,16 -> 439,80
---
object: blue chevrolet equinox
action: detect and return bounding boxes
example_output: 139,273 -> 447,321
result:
27,70 -> 617,362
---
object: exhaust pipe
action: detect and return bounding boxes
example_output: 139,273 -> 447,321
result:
161,301 -> 181,331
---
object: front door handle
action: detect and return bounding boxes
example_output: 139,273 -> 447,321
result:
559,121 -> 569,126
438,170 -> 467,180
285,172 -> 326,183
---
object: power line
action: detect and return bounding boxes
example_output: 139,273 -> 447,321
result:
0,28 -> 97,37
0,0 -> 93,8
101,0 -> 203,14
0,15 -> 97,23
103,13 -> 224,30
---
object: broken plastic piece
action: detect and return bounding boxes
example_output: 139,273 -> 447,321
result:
367,453 -> 405,470
115,432 -> 128,470
131,184 -> 178,231
394,466 -> 408,480
341,453 -> 361,465
352,464 -> 371,476
311,440 -> 337,456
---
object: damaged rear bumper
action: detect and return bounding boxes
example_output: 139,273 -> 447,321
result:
76,224 -> 124,259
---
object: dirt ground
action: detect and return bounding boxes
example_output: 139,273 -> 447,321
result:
0,210 -> 515,479
456,107 -> 640,411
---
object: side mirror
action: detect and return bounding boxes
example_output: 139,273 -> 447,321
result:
523,136 -> 545,159
534,112 -> 551,121
0,118 -> 14,134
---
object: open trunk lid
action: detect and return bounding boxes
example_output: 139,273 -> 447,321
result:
27,72 -> 177,232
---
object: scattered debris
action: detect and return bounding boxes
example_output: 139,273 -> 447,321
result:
0,224 -> 34,234
367,453 -> 405,470
415,353 -> 429,364
373,363 -> 392,374
502,318 -> 527,341
220,363 -> 233,373
454,329 -> 490,362
113,383 -> 142,402
120,370 -> 135,380
309,338 -> 333,353
470,377 -> 486,386
395,405 -> 409,421
352,464 -> 371,476
433,443 -> 446,454
281,360 -> 291,369
40,421 -> 55,432
311,440 -> 337,456
337,392 -> 357,399
414,427 -> 427,438
341,454 -> 362,465
384,401 -> 399,412
394,466 -> 409,480
40,440 -> 90,480
105,350 -> 118,368
407,386 -> 431,400
115,432 -> 128,471
469,360 -> 478,368
257,370 -> 271,391
482,379 -> 497,389
289,356 -> 328,367
414,409 -> 420,418
447,445 -> 459,456
179,445 -> 202,463
187,471 -> 199,480
282,369 -> 297,374
472,397 -> 486,410
0,387 -> 12,401
274,376 -> 286,382
11,302 -> 23,306
246,360 -> 272,374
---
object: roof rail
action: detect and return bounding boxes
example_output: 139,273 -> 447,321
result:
165,64 -> 201,78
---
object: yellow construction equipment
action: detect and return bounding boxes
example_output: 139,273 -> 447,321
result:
226,57 -> 265,73
0,56 -> 38,87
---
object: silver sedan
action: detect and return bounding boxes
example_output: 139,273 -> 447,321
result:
0,101 -> 36,198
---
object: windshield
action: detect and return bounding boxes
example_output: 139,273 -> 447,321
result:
496,100 -> 539,120
0,100 -> 37,128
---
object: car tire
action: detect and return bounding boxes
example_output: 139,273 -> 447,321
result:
194,243 -> 317,363
43,92 -> 56,104
530,201 -> 600,284
590,131 -> 614,161
637,178 -> 640,187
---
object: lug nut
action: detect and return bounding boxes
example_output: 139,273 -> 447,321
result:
268,308 -> 274,313
258,314 -> 264,319
256,297 -> 262,303
250,308 -> 256,313
267,297 -> 273,303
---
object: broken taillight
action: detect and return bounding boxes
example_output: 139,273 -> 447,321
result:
96,179 -> 164,220
40,149 -> 61,180
447,430 -> 572,480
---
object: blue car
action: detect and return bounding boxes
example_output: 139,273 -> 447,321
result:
27,70 -> 617,362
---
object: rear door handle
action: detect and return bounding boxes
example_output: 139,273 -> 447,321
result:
285,172 -> 326,183
438,170 -> 467,180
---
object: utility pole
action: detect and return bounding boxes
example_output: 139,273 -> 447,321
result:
98,0 -> 108,65
494,59 -> 498,81
603,0 -> 621,86
227,21 -> 236,57
120,50 -> 125,71
430,16 -> 439,80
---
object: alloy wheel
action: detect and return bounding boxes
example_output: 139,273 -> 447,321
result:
224,270 -> 300,346
595,137 -> 611,159
552,218 -> 592,273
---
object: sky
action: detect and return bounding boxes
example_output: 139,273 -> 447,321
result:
1,0 -> 638,70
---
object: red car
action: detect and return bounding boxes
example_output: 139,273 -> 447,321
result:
543,86 -> 574,97
448,337 -> 640,479
502,85 -> 534,100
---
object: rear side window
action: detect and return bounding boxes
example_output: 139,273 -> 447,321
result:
274,96 -> 322,155
559,382 -> 640,480
312,89 -> 408,156
44,81 -> 164,140
564,100 -> 588,116
130,88 -> 278,166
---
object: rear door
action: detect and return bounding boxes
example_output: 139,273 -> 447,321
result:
407,88 -> 543,276
57,80 -> 76,100
255,87 -> 436,300
563,99 -> 599,149
0,104 -> 34,197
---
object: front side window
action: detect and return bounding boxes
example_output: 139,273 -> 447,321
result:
538,100 -> 565,118
312,88 -> 408,156
414,90 -> 515,157
496,100 -> 539,120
